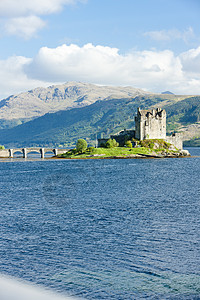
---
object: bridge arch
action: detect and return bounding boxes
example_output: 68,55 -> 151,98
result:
12,149 -> 23,157
43,149 -> 57,158
26,148 -> 41,158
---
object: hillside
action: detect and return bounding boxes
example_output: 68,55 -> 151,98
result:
0,82 -> 149,129
0,94 -> 199,148
164,96 -> 200,146
0,97 -> 145,147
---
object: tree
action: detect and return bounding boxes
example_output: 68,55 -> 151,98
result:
125,140 -> 132,148
76,139 -> 88,153
0,145 -> 5,149
106,138 -> 119,148
87,146 -> 95,153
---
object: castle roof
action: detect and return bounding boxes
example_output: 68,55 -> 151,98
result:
138,107 -> 165,117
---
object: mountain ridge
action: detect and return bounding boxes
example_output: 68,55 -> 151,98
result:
0,94 -> 199,148
0,81 -> 150,122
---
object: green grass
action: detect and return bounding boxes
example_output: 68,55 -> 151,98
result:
59,144 -> 179,159
60,147 -> 152,159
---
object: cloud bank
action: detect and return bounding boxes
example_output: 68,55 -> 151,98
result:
1,43 -> 200,99
0,0 -> 85,39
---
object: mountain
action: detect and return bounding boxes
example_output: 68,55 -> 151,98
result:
164,96 -> 200,146
0,94 -> 199,148
0,82 -> 149,129
0,96 -> 150,147
162,91 -> 174,95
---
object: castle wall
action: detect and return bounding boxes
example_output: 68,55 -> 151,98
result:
135,114 -> 140,140
111,130 -> 135,146
166,133 -> 183,150
135,108 -> 166,140
145,112 -> 166,139
98,138 -> 109,147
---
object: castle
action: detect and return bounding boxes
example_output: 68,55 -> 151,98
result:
98,107 -> 182,149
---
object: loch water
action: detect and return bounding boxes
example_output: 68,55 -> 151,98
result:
0,148 -> 200,299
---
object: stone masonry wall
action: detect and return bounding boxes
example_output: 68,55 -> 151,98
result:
166,133 -> 183,150
135,108 -> 166,140
0,150 -> 10,158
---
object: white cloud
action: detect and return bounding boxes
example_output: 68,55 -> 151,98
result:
24,43 -> 185,92
180,46 -> 200,74
4,16 -> 46,39
1,43 -> 200,99
0,0 -> 85,38
0,0 -> 82,17
25,44 -> 123,82
144,27 -> 195,43
0,56 -> 52,99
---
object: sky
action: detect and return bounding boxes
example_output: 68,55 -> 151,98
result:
0,0 -> 200,99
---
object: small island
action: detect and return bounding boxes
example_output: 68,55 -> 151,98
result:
59,139 -> 189,159
59,107 -> 190,159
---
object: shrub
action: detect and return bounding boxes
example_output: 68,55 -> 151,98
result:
125,140 -> 132,148
87,146 -> 95,153
106,138 -> 119,148
0,145 -> 5,149
113,139 -> 119,147
76,139 -> 88,153
139,140 -> 154,149
105,139 -> 113,148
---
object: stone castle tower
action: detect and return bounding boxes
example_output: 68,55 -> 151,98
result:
135,107 -> 166,140
98,107 -> 182,149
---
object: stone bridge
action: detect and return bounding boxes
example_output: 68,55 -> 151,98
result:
0,148 -> 69,158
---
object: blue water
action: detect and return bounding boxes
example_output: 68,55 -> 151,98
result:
0,148 -> 200,299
